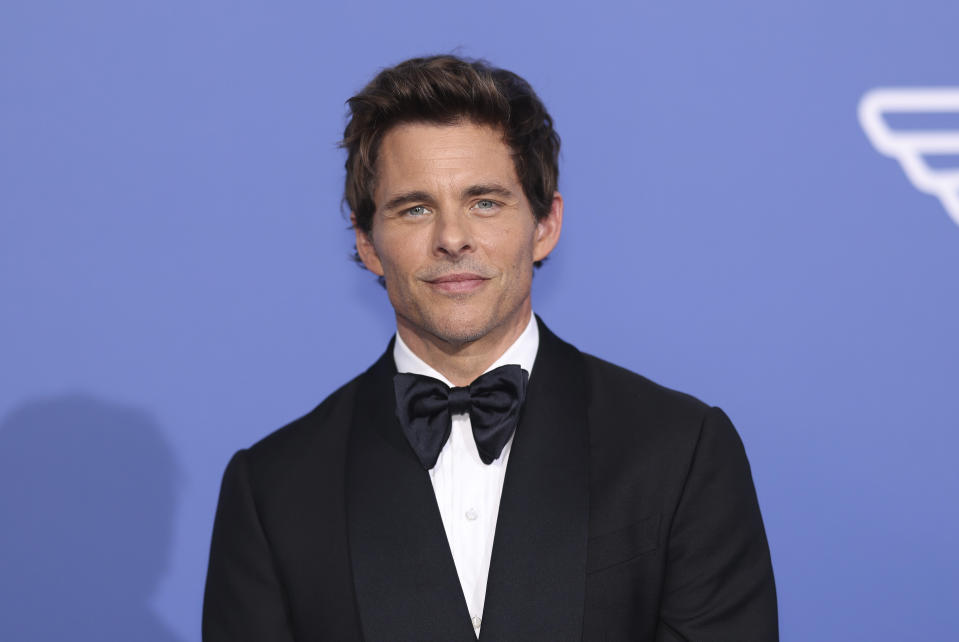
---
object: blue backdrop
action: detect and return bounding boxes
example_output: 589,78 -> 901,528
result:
2,1 -> 958,640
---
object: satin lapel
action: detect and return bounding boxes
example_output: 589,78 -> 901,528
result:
346,344 -> 476,642
480,319 -> 590,641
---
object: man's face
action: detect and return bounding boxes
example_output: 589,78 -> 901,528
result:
354,120 -> 562,350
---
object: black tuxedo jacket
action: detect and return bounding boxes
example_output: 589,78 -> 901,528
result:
203,319 -> 777,641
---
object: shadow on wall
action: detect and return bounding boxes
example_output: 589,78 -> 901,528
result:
0,394 -> 183,641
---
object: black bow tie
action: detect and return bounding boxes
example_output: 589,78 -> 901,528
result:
393,364 -> 529,470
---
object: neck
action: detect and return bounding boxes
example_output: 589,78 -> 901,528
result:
396,307 -> 532,387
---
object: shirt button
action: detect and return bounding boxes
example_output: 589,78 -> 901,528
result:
465,508 -> 478,521
472,615 -> 482,629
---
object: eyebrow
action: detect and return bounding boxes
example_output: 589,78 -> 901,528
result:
382,190 -> 434,212
462,183 -> 516,200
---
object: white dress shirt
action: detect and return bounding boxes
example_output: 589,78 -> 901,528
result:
393,313 -> 539,637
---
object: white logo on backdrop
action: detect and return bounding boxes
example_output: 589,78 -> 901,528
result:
859,88 -> 959,227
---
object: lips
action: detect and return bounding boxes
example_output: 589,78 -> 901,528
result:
430,273 -> 486,283
426,272 -> 489,294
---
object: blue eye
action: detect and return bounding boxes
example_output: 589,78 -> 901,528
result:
475,200 -> 496,210
407,205 -> 428,216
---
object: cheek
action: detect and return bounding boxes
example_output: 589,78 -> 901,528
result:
509,234 -> 538,275
374,230 -> 421,276
484,221 -> 537,261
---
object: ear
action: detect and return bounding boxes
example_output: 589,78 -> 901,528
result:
352,213 -> 385,277
532,191 -> 564,263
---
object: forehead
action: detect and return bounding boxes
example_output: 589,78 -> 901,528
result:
374,121 -> 518,194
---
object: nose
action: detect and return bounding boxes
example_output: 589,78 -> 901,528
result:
431,209 -> 474,260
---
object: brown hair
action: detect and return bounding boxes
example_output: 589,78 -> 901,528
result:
341,54 -> 560,267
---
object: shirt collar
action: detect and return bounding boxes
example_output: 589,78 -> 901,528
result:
393,312 -> 539,387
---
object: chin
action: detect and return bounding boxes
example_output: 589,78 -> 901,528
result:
430,321 -> 489,347
425,310 -> 496,347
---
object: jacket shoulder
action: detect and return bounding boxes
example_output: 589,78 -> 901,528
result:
241,373 -> 363,482
580,352 -> 710,425
578,351 -> 729,478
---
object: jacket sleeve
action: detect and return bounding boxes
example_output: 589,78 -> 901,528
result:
656,407 -> 779,641
202,449 -> 296,642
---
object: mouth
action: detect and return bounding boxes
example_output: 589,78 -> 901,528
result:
426,272 -> 490,295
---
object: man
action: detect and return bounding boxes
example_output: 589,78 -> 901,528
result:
203,55 -> 778,641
